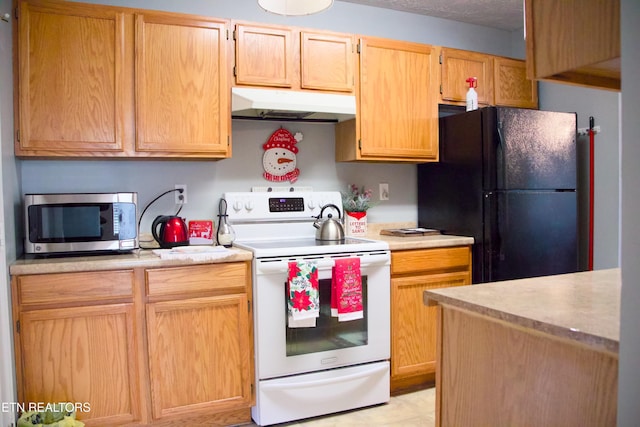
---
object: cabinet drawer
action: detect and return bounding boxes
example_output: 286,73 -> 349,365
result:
391,246 -> 471,275
17,270 -> 134,306
146,262 -> 249,297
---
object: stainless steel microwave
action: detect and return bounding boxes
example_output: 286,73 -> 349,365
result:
24,192 -> 138,255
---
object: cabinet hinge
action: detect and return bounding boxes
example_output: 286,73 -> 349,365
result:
233,65 -> 237,77
227,135 -> 230,147
357,40 -> 361,54
358,139 -> 362,150
247,300 -> 251,313
16,320 -> 20,333
439,53 -> 443,64
232,29 -> 237,41
439,84 -> 443,94
226,28 -> 229,40
16,129 -> 19,142
14,6 -> 18,19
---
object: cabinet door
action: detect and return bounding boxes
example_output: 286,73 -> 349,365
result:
135,14 -> 229,156
301,31 -> 354,92
16,1 -> 129,155
146,294 -> 252,420
524,0 -> 620,90
391,272 -> 469,380
234,23 -> 295,88
440,48 -> 494,105
19,304 -> 140,426
494,57 -> 539,108
358,37 -> 438,160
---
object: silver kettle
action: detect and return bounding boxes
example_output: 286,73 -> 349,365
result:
313,204 -> 345,241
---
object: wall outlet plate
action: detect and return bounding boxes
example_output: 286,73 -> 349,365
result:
379,183 -> 389,201
175,184 -> 187,204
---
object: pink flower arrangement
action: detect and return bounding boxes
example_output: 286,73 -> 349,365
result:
342,184 -> 374,212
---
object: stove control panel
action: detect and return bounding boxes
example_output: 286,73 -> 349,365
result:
224,191 -> 343,221
269,197 -> 305,212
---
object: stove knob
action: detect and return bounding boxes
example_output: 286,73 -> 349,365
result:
307,200 -> 316,210
233,200 -> 243,212
245,201 -> 254,211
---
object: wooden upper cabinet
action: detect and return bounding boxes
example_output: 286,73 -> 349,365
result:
15,0 -> 231,159
336,37 -> 438,162
494,56 -> 538,109
234,23 -> 295,88
440,47 -> 539,109
525,0 -> 620,91
440,47 -> 494,106
16,0 -> 130,155
233,23 -> 355,93
135,14 -> 230,156
300,31 -> 354,92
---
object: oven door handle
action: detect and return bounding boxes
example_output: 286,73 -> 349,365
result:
256,254 -> 390,274
260,362 -> 388,390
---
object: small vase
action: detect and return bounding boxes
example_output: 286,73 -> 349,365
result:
345,211 -> 367,236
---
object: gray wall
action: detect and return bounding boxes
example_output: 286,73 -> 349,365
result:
618,0 -> 640,423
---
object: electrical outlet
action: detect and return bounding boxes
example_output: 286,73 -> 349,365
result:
175,184 -> 187,204
379,183 -> 389,201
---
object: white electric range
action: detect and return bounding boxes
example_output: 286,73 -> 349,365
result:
224,191 -> 391,426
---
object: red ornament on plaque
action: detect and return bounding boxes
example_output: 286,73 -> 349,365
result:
262,128 -> 302,183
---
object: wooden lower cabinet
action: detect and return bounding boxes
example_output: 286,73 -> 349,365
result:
12,270 -> 140,426
20,303 -> 140,426
12,261 -> 254,426
146,264 -> 253,420
435,305 -> 617,426
390,246 -> 471,394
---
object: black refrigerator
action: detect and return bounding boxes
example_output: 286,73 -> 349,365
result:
418,106 -> 578,284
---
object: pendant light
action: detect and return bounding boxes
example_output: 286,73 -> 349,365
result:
258,0 -> 334,16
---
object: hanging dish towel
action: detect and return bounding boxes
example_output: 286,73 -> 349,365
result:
332,257 -> 363,321
287,260 -> 319,328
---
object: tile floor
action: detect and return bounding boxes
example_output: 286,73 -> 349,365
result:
246,387 -> 436,427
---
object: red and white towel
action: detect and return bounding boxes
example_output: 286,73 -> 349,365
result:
332,257 -> 363,321
287,261 -> 319,328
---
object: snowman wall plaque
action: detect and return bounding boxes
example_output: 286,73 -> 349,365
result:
262,128 -> 302,183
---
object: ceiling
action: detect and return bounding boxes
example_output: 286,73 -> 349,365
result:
337,0 -> 525,31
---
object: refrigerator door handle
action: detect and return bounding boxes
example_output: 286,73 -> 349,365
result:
497,121 -> 506,189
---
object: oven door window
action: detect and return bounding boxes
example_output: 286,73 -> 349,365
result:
286,275 -> 368,357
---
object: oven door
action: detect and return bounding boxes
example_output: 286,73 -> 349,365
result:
253,251 -> 390,380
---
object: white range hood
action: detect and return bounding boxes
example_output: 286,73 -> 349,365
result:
231,87 -> 356,122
